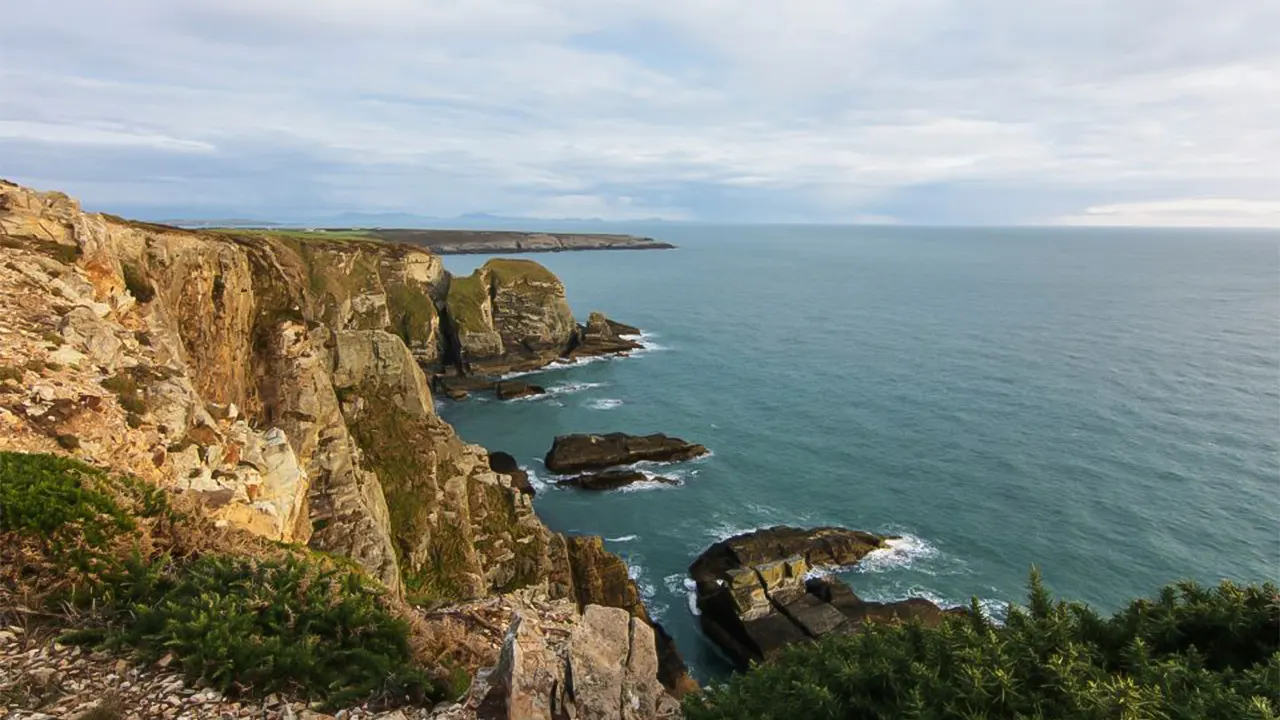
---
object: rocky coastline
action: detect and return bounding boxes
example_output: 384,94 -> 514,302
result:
0,179 -> 689,719
0,178 -> 968,719
371,229 -> 676,255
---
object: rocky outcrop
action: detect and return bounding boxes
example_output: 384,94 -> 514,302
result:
689,526 -> 953,669
435,602 -> 681,720
557,470 -> 679,491
545,433 -> 708,475
568,311 -> 644,359
444,259 -> 577,376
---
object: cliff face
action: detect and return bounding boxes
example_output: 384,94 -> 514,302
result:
0,180 -> 690,705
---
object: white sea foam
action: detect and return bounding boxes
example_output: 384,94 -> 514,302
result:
524,468 -> 548,492
606,535 -> 638,542
853,534 -> 940,574
586,398 -> 624,410
614,470 -> 684,493
663,573 -> 702,617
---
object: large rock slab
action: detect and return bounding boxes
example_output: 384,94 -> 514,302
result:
689,526 -> 954,669
544,433 -> 707,474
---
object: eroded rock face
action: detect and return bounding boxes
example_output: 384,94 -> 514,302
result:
690,526 -> 953,669
545,433 -> 708,474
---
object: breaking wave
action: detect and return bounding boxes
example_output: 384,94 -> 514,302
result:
586,398 -> 624,410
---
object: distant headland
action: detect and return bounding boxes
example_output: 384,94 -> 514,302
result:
191,225 -> 677,254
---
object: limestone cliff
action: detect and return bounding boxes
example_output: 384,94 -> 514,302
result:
0,179 -> 690,709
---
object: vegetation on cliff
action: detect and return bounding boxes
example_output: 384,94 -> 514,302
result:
684,570 -> 1279,720
0,451 -> 456,709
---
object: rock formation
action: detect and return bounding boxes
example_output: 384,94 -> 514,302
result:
0,179 -> 690,715
444,259 -> 577,376
437,603 -> 682,720
567,311 -> 644,359
545,433 -> 708,474
689,526 -> 954,669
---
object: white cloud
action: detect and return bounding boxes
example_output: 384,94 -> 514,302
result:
1057,199 -> 1280,228
0,0 -> 1277,222
0,120 -> 214,153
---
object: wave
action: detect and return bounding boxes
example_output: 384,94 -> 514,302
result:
627,562 -> 660,617
524,468 -> 548,492
852,534 -> 940,574
586,398 -> 623,410
665,573 -> 701,617
606,534 -> 638,542
856,583 -> 1010,624
615,470 -> 685,493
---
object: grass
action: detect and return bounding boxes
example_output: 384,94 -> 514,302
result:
444,271 -> 491,334
386,282 -> 439,349
0,451 -> 454,709
342,383 -> 471,602
483,257 -> 561,286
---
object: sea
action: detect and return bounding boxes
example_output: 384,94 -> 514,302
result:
437,225 -> 1280,680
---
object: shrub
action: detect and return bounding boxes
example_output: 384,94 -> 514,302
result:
684,570 -> 1280,720
79,553 -> 436,707
0,451 -> 448,709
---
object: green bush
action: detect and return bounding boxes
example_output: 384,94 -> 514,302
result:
685,570 -> 1280,720
0,452 -> 135,548
77,553 -> 435,707
1,452 -> 446,709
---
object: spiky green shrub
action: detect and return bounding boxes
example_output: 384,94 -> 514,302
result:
69,553 -> 434,707
0,451 -> 446,708
684,571 -> 1280,720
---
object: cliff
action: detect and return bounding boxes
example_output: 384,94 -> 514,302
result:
0,180 -> 688,717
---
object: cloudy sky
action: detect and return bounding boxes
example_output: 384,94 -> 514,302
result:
2,1 -> 1278,225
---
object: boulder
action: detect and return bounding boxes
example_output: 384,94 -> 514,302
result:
556,469 -> 679,491
489,450 -> 534,496
689,526 -> 953,669
445,603 -> 681,720
544,433 -> 707,474
495,380 -> 545,400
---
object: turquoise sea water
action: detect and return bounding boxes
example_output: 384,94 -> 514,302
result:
438,226 -> 1280,679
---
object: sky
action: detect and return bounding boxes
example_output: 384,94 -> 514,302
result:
1,1 -> 1278,226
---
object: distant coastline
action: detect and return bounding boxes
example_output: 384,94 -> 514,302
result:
376,228 -> 676,254
189,225 -> 677,254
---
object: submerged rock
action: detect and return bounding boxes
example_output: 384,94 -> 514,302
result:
494,380 -> 545,400
689,526 -> 953,669
544,433 -> 707,474
556,469 -> 680,491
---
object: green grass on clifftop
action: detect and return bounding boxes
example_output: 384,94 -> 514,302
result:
445,270 -> 491,335
482,257 -> 561,286
685,570 -> 1280,720
0,451 -> 447,709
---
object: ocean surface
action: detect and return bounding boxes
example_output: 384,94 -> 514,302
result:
438,225 -> 1280,680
